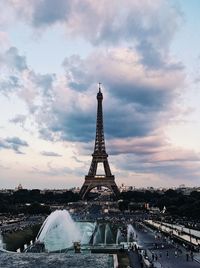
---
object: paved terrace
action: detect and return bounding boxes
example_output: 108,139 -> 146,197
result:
133,222 -> 200,268
0,252 -> 112,268
145,220 -> 200,247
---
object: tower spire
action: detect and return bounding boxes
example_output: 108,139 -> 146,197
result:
98,82 -> 101,93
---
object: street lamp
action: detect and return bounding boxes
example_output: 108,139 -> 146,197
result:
189,228 -> 192,244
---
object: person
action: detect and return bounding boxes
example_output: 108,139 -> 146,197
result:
175,251 -> 177,257
166,251 -> 169,258
155,254 -> 158,261
186,252 -> 189,261
152,253 -> 155,261
191,251 -> 194,261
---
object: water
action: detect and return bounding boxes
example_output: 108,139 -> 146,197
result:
37,210 -> 95,252
116,228 -> 122,244
93,224 -> 103,245
3,224 -> 40,252
36,210 -> 135,251
92,223 -> 115,245
127,224 -> 135,243
0,234 -> 4,250
104,224 -> 114,245
78,221 -> 96,245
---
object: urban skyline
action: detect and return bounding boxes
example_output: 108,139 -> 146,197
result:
0,0 -> 200,189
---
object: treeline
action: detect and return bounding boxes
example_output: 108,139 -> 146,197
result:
120,189 -> 200,220
0,189 -> 80,215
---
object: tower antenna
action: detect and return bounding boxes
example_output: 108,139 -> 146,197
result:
98,82 -> 102,92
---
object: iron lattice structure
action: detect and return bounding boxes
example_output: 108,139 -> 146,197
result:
79,85 -> 120,199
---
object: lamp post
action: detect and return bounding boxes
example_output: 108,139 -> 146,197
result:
189,228 -> 192,244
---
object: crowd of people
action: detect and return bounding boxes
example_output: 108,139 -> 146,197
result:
0,215 -> 44,235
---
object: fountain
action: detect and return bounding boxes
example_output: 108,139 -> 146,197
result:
104,224 -> 114,245
36,210 -> 95,252
27,209 -> 129,252
78,222 -> 96,245
127,224 -> 135,243
116,228 -> 122,244
93,224 -> 103,245
0,234 -> 4,250
93,223 -> 115,246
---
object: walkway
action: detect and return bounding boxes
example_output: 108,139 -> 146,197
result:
131,222 -> 200,268
145,220 -> 200,247
0,252 -> 112,268
128,250 -> 142,268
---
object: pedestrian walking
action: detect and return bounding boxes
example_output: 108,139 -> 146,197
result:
190,251 -> 194,261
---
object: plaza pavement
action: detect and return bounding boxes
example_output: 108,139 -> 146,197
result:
146,220 -> 200,248
131,222 -> 200,268
0,252 -> 112,268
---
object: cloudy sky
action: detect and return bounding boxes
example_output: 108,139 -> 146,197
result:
0,0 -> 200,189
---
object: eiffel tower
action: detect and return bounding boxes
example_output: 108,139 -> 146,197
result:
79,84 -> 120,199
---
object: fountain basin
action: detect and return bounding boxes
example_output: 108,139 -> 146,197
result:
36,210 -> 96,252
